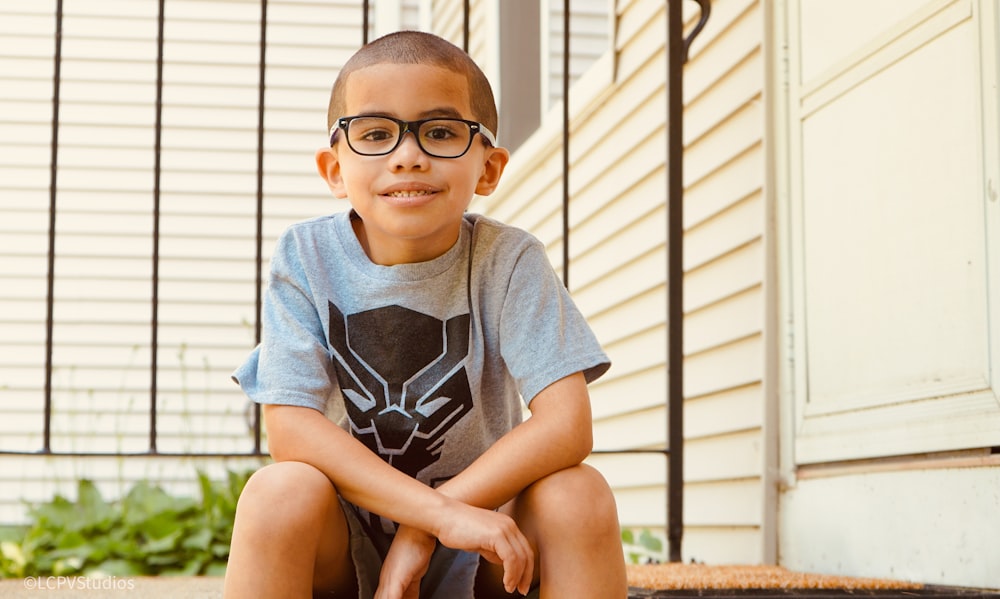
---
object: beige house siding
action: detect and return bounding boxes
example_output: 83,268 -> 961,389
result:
0,0 -> 776,569
0,0 -> 362,522
483,0 -> 769,563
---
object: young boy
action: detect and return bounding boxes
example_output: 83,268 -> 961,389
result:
226,30 -> 627,599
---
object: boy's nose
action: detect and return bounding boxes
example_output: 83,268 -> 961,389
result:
389,131 -> 429,169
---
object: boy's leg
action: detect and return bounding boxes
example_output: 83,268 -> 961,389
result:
474,464 -> 628,599
223,461 -> 357,599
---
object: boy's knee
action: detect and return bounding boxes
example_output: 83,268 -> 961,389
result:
238,461 -> 336,524
523,464 -> 619,531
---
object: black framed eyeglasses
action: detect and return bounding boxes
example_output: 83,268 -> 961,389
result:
330,115 -> 498,159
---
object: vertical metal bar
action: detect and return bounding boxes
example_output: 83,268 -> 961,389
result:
150,0 -> 167,453
43,0 -> 65,454
462,0 -> 470,52
253,0 -> 269,455
561,0 -> 570,289
363,0 -> 370,45
666,0 -> 684,563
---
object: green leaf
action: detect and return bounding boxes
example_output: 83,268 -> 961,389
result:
210,542 -> 230,559
182,528 -> 213,552
52,556 -> 84,576
639,529 -> 663,552
142,529 -> 183,554
162,556 -> 206,577
75,480 -> 116,533
87,558 -> 146,577
204,561 -> 228,577
1,541 -> 26,576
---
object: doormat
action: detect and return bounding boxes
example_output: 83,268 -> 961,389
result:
626,565 -> 1000,599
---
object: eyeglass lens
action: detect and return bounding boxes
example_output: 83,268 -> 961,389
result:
345,117 -> 473,158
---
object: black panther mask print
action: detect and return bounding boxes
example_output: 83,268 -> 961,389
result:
328,302 -> 474,481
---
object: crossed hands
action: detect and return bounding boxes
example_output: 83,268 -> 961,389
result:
373,503 -> 534,599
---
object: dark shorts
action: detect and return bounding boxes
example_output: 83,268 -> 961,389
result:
339,498 -> 540,599
341,498 -> 479,598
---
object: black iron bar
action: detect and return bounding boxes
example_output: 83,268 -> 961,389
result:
666,0 -> 684,563
149,0 -> 167,454
561,0 -> 570,288
362,0 -> 369,45
665,0 -> 711,564
462,0 -> 470,52
252,0 -> 269,454
42,0 -> 65,455
3,451 -> 272,459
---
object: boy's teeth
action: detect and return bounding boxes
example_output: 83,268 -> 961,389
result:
388,190 -> 432,197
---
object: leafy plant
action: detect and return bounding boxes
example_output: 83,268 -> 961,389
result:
621,528 -> 664,564
0,470 -> 253,578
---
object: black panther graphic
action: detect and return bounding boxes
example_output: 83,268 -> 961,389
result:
328,302 -> 474,481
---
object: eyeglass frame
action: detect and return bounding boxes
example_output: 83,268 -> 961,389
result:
329,115 -> 498,159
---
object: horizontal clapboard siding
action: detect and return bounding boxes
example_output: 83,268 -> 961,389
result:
485,0 -> 768,563
0,0 -> 366,522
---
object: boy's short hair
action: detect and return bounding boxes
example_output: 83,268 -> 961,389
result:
327,30 -> 499,137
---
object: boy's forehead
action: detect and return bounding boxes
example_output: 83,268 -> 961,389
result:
342,63 -> 474,117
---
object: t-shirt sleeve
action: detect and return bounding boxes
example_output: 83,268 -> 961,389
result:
498,237 -> 611,405
231,230 -> 335,413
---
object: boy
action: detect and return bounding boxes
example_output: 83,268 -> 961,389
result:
226,30 -> 627,599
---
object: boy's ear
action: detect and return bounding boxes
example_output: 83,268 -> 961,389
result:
316,147 -> 348,198
475,146 -> 510,196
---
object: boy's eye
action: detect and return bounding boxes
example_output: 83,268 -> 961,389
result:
422,122 -> 462,141
357,127 -> 395,142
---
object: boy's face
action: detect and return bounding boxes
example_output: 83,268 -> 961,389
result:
316,63 -> 509,266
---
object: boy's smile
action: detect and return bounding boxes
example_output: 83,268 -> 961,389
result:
316,63 -> 509,266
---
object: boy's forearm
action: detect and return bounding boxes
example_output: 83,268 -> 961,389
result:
437,372 -> 594,510
263,404 -> 453,535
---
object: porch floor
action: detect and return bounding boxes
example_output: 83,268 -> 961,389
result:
0,565 -> 997,598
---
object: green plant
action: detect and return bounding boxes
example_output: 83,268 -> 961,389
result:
0,470 -> 253,578
621,528 -> 664,564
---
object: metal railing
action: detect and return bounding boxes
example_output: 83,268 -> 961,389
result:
4,0 -> 710,563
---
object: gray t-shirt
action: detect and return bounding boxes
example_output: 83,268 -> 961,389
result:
233,210 -> 610,490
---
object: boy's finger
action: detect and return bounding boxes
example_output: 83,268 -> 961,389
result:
500,531 -> 534,595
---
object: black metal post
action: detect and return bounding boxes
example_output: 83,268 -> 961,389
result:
666,0 -> 711,564
42,0 -> 65,454
362,0 -> 369,45
666,0 -> 684,563
253,0 -> 269,454
462,0 -> 470,53
149,0 -> 167,454
562,0 -> 571,288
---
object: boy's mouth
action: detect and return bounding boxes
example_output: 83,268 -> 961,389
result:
386,190 -> 434,198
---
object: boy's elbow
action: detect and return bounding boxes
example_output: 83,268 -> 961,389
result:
260,404 -> 307,462
571,427 -> 594,464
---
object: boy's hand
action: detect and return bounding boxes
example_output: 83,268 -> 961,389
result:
375,525 -> 435,599
376,504 -> 533,598
433,502 -> 534,595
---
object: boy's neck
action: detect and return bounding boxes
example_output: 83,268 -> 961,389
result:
350,212 -> 461,266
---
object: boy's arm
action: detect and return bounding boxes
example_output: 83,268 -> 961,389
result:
263,404 -> 533,594
436,370 -> 595,510
377,371 -> 592,596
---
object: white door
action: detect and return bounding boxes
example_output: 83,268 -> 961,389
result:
778,0 -> 1000,464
